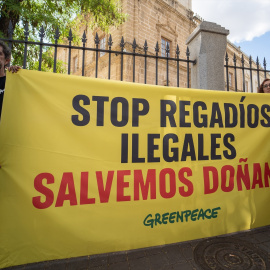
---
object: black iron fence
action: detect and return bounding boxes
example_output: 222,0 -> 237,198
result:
2,22 -> 269,92
224,52 -> 270,92
1,22 -> 196,88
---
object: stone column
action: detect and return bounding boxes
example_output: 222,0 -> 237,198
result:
186,21 -> 229,91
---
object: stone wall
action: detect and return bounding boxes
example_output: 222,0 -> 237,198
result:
57,0 -> 268,91
57,0 -> 197,88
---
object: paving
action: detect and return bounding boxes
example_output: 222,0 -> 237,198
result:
4,225 -> 270,270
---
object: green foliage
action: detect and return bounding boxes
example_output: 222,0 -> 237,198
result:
0,0 -> 126,72
30,50 -> 66,73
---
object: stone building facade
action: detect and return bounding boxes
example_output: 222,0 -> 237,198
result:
58,0 -> 267,92
225,41 -> 267,93
59,0 -> 195,88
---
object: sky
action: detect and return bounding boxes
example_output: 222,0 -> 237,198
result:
192,0 -> 270,70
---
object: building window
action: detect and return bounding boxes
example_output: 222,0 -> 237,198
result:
161,37 -> 171,57
229,72 -> 233,87
73,56 -> 78,73
100,37 -> 106,57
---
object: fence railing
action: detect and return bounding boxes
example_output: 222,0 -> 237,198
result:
2,22 -> 269,92
224,52 -> 270,92
1,22 -> 196,88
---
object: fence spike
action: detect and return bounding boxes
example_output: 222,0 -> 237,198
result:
54,27 -> 60,42
39,25 -> 45,41
249,55 -> 252,64
94,32 -> 99,45
132,38 -> 137,50
120,36 -> 125,49
68,29 -> 73,42
176,44 -> 180,56
241,54 -> 244,64
144,40 -> 148,52
186,46 -> 190,57
256,56 -> 259,66
82,30 -> 87,44
165,43 -> 170,57
263,57 -> 267,68
8,21 -> 13,38
24,23 -> 29,39
155,41 -> 159,53
233,53 -> 236,63
108,34 -> 113,47
225,52 -> 228,62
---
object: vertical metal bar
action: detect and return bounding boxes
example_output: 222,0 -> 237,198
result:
67,29 -> 73,75
241,54 -> 245,92
23,23 -> 29,69
176,45 -> 180,87
249,56 -> 253,93
256,57 -> 260,89
94,32 -> 99,78
108,35 -> 113,80
186,47 -> 190,88
82,48 -> 85,76
132,39 -> 137,83
120,37 -> 125,81
144,40 -> 148,84
166,43 -> 169,86
38,26 -> 45,71
233,53 -> 237,91
81,31 -> 87,76
263,58 -> 267,79
133,53 -> 135,82
225,52 -> 229,91
53,27 -> 60,73
155,42 -> 159,85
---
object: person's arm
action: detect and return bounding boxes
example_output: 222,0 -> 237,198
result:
7,65 -> 21,73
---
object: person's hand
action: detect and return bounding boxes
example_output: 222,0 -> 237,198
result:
7,65 -> 21,73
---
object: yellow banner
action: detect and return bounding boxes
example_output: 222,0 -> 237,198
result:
0,69 -> 270,268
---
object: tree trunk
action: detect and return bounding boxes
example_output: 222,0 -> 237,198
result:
0,0 -> 23,38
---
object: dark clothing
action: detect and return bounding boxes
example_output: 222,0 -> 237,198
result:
0,76 -> 6,120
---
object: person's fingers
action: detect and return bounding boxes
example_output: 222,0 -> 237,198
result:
7,66 -> 21,73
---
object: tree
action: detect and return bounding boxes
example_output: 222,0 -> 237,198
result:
0,0 -> 126,70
